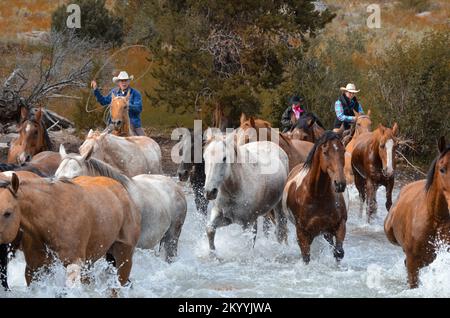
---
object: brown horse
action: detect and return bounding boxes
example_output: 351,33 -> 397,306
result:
109,91 -> 132,136
237,114 -> 314,171
384,136 -> 450,288
351,123 -> 398,222
283,131 -> 347,263
0,172 -> 141,288
7,108 -> 52,164
344,110 -> 372,183
286,113 -> 326,143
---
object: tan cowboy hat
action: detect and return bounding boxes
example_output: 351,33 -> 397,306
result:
112,71 -> 134,83
340,83 -> 360,93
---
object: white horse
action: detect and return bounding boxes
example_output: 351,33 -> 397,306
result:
203,132 -> 289,252
79,129 -> 162,177
55,145 -> 186,262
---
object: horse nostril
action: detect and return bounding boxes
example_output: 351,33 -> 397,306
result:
205,188 -> 218,200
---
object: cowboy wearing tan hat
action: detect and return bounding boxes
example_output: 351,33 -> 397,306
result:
91,71 -> 145,136
333,83 -> 364,131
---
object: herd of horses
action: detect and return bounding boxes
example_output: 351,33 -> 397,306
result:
0,96 -> 448,294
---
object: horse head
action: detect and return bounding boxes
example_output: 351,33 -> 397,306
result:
0,173 -> 21,244
237,113 -> 271,145
7,108 -> 50,164
427,136 -> 450,207
110,91 -> 131,135
176,128 -> 195,181
353,109 -> 372,136
374,123 -> 398,178
290,113 -> 325,143
55,144 -> 93,180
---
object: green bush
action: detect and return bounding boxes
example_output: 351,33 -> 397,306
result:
397,0 -> 430,12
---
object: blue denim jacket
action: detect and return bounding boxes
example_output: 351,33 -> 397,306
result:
94,87 -> 143,128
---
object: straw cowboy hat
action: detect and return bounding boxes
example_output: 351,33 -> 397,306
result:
340,83 -> 360,93
112,71 -> 134,83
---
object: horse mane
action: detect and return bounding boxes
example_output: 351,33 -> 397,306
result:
0,163 -> 47,177
303,131 -> 341,169
426,145 -> 450,191
292,112 -> 325,130
84,157 -> 130,189
0,180 -> 11,188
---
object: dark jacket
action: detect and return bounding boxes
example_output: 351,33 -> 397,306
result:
281,105 -> 307,132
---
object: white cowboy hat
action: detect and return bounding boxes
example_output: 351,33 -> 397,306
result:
112,71 -> 134,83
340,83 -> 360,93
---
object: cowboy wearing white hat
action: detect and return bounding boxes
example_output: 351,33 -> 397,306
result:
333,83 -> 364,131
91,71 -> 145,136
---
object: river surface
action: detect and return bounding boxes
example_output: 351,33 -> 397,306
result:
1,177 -> 449,298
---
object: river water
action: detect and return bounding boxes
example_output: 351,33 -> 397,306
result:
1,178 -> 449,298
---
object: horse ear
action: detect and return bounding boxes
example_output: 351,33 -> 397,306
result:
250,117 -> 256,128
111,91 -> 116,99
59,144 -> 67,158
240,113 -> 246,125
392,122 -> 399,136
81,145 -> 94,161
307,117 -> 314,128
20,106 -> 29,122
11,173 -> 19,195
87,129 -> 94,138
438,136 -> 446,154
353,109 -> 360,117
336,123 -> 345,138
367,109 -> 371,117
378,123 -> 385,134
125,89 -> 131,101
35,108 -> 43,122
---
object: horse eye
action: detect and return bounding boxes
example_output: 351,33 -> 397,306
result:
440,167 -> 447,174
4,211 -> 11,218
380,144 -> 385,148
222,157 -> 226,162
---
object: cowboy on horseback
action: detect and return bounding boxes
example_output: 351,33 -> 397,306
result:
333,83 -> 364,132
281,95 -> 307,132
91,71 -> 145,136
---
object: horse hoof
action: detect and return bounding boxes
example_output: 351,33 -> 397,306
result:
334,248 -> 344,261
302,255 -> 310,264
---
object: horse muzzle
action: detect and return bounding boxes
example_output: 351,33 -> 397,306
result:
17,152 -> 31,164
382,168 -> 394,178
178,170 -> 189,182
112,120 -> 122,129
334,181 -> 346,193
205,188 -> 218,200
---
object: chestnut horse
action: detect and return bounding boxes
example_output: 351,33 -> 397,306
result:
7,108 -> 52,164
286,112 -> 326,143
79,129 -> 162,176
236,115 -> 314,171
109,91 -> 132,136
283,131 -> 347,263
344,110 -> 372,184
0,171 -> 140,289
385,136 -> 450,288
351,123 -> 398,222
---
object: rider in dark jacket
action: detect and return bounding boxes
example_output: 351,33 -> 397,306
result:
281,95 -> 307,132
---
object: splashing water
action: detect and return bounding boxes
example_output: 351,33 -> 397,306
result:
1,179 -> 449,297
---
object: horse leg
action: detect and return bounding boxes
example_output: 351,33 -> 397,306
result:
406,256 -> 422,289
206,206 -> 231,253
273,202 -> 288,244
193,184 -> 208,216
366,180 -> 377,223
263,215 -> 271,238
109,243 -> 134,287
296,228 -> 312,264
334,221 -> 346,262
353,172 -> 366,218
0,244 -> 9,291
160,217 -> 184,263
66,263 -> 82,288
323,233 -> 334,246
385,178 -> 394,212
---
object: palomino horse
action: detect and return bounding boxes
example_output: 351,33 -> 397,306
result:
344,110 -> 372,183
7,108 -> 53,164
79,129 -> 162,176
0,171 -> 140,288
283,131 -> 347,263
236,115 -> 314,171
287,112 -> 326,143
177,129 -> 209,216
55,145 -> 187,262
203,132 -> 289,252
351,123 -> 399,222
109,91 -> 133,136
385,136 -> 450,288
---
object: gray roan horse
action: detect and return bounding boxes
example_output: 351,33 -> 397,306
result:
203,131 -> 289,253
55,145 -> 187,262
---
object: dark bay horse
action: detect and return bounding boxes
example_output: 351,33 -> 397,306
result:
283,131 -> 347,263
7,108 -> 53,164
287,112 -> 326,143
385,136 -> 450,288
0,172 -> 141,289
351,123 -> 398,222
